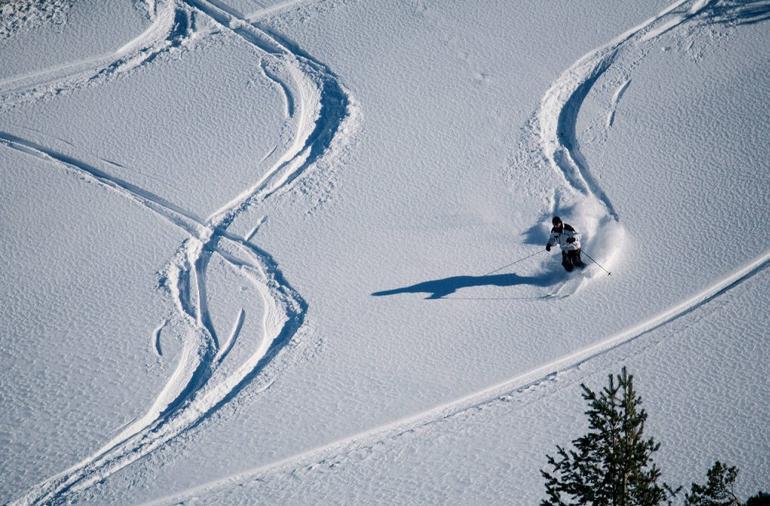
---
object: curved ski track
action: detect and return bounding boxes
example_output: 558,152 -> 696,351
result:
0,0 -> 319,112
539,0 -> 693,219
0,0 -> 196,112
148,0 -> 770,501
537,0 -> 770,279
3,0 -> 354,504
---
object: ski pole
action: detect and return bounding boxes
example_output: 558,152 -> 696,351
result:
484,250 -> 545,276
582,250 -> 611,276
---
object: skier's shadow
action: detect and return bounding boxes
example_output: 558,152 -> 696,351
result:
371,271 -> 560,300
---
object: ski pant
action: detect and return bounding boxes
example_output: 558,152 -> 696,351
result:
562,249 -> 585,272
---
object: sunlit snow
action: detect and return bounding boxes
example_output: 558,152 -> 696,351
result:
1,0 -> 768,504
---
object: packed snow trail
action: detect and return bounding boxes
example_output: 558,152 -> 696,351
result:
0,131 -> 207,237
3,0 -> 355,504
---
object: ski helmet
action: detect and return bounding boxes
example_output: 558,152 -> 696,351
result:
552,216 -> 562,226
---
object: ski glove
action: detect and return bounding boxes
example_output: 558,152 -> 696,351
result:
546,244 -> 551,252
566,237 -> 575,244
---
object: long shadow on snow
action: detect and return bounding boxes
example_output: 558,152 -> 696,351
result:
372,271 -> 560,300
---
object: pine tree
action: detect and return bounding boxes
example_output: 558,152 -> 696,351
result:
746,493 -> 770,506
686,462 -> 741,506
541,367 -> 679,505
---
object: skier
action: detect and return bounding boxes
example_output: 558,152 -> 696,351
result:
546,216 -> 585,272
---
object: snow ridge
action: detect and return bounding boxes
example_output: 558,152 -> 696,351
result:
3,0 -> 356,504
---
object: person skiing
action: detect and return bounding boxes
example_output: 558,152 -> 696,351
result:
546,216 -> 585,272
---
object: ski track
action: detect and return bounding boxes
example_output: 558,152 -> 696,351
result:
0,0 -> 195,112
539,0 -> 690,223
538,0 -> 769,217
606,78 -> 631,128
2,0 -> 354,504
3,0 -> 767,503
152,320 -> 168,357
216,308 -> 246,365
0,0 -> 318,111
261,59 -> 295,117
538,0 -> 769,291
246,215 -> 268,241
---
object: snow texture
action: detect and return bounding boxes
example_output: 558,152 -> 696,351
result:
0,0 -> 768,504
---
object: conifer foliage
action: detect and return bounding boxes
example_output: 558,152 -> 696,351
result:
540,367 -> 679,505
686,462 -> 770,506
686,461 -> 741,506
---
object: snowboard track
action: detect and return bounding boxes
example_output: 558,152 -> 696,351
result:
2,0 -> 354,504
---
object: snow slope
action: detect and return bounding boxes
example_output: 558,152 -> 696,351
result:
1,0 -> 768,504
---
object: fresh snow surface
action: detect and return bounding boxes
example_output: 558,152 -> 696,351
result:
1,0 -> 768,504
